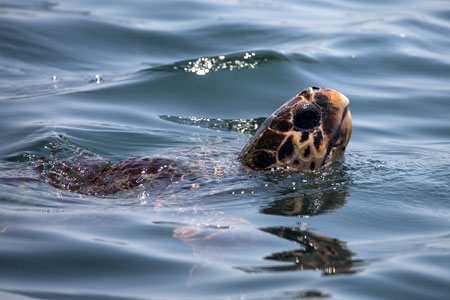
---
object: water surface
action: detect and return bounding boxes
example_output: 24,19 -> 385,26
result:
1,0 -> 450,299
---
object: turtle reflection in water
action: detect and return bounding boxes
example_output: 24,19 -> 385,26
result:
36,87 -> 356,275
175,186 -> 362,277
256,185 -> 362,275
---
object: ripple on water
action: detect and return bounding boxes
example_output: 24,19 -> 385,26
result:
1,0 -> 450,299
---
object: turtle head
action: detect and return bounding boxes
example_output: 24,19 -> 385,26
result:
239,87 -> 352,171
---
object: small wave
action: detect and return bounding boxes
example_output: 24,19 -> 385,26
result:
159,114 -> 266,134
141,50 -> 313,76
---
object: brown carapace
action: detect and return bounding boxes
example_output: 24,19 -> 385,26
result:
239,87 -> 352,171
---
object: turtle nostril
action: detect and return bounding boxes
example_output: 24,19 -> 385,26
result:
293,103 -> 321,130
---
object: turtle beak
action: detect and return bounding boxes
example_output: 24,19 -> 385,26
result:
319,90 -> 352,167
341,106 -> 352,148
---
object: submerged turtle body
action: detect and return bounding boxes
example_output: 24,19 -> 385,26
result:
40,156 -> 192,195
38,87 -> 352,196
86,157 -> 189,195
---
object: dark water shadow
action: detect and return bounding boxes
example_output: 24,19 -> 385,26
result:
246,227 -> 362,275
262,186 -> 347,217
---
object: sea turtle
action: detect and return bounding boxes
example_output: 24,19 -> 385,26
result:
4,86 -> 356,277
37,86 -> 352,196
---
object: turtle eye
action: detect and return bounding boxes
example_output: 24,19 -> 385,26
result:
293,102 -> 321,130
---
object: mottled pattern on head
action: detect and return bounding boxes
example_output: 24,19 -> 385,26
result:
239,87 -> 352,171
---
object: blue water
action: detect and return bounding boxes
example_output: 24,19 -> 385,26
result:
1,0 -> 450,299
